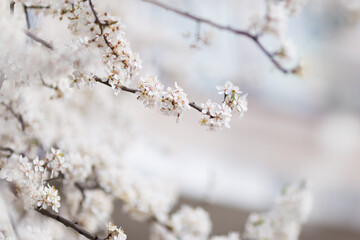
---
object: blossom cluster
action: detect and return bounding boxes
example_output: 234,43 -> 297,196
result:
97,166 -> 177,223
149,181 -> 312,240
136,76 -> 191,119
59,0 -> 141,93
107,222 -> 127,240
199,81 -> 248,131
59,1 -> 246,126
150,205 -> 212,240
244,181 -> 313,240
0,148 -> 67,213
136,77 -> 247,129
249,0 -> 308,66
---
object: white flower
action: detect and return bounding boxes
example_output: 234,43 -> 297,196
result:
159,82 -> 190,119
232,93 -> 248,117
170,205 -> 212,240
201,99 -> 217,115
216,81 -> 240,96
38,184 -> 61,213
33,157 -> 45,172
19,155 -> 34,179
106,222 -> 127,240
46,148 -> 68,175
136,75 -> 164,108
244,181 -> 313,240
68,70 -> 87,89
200,103 -> 232,131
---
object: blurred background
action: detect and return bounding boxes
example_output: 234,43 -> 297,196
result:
70,0 -> 360,239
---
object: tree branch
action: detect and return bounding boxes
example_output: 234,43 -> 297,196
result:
35,208 -> 103,240
25,5 -> 50,9
1,102 -> 26,132
21,32 -> 206,114
23,1 -> 207,115
189,102 -> 203,113
94,77 -> 205,112
24,31 -> 54,50
10,1 -> 15,13
40,74 -> 63,98
23,4 -> 31,29
94,76 -> 138,94
0,146 -> 15,156
142,0 -> 295,74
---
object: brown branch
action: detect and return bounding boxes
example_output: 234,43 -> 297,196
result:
23,4 -> 31,29
10,1 -> 15,13
88,0 -> 117,56
1,102 -> 26,132
24,30 -> 54,50
94,77 -> 205,112
44,174 -> 63,183
88,0 -> 124,60
0,146 -> 15,156
35,208 -> 103,240
0,146 -> 25,158
189,102 -> 203,113
22,3 -> 53,50
142,0 -> 294,74
40,74 -> 63,98
94,76 -> 138,94
25,5 -> 50,9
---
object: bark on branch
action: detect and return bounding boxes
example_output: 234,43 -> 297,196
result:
35,208 -> 104,240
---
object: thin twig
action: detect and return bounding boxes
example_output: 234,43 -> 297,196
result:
94,76 -> 138,94
24,31 -> 54,50
10,1 -> 15,13
0,146 -> 15,156
44,174 -> 63,183
142,0 -> 294,74
40,74 -> 63,98
1,102 -> 26,132
189,102 -> 203,113
88,0 -> 128,68
23,4 -> 31,29
25,5 -> 50,9
35,208 -> 103,240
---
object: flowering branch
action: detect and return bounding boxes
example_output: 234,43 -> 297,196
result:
94,77 -> 138,94
93,76 -> 204,112
18,0 -> 247,130
142,0 -> 297,74
35,207 -> 104,240
16,20 -> 216,126
20,2 -> 207,115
